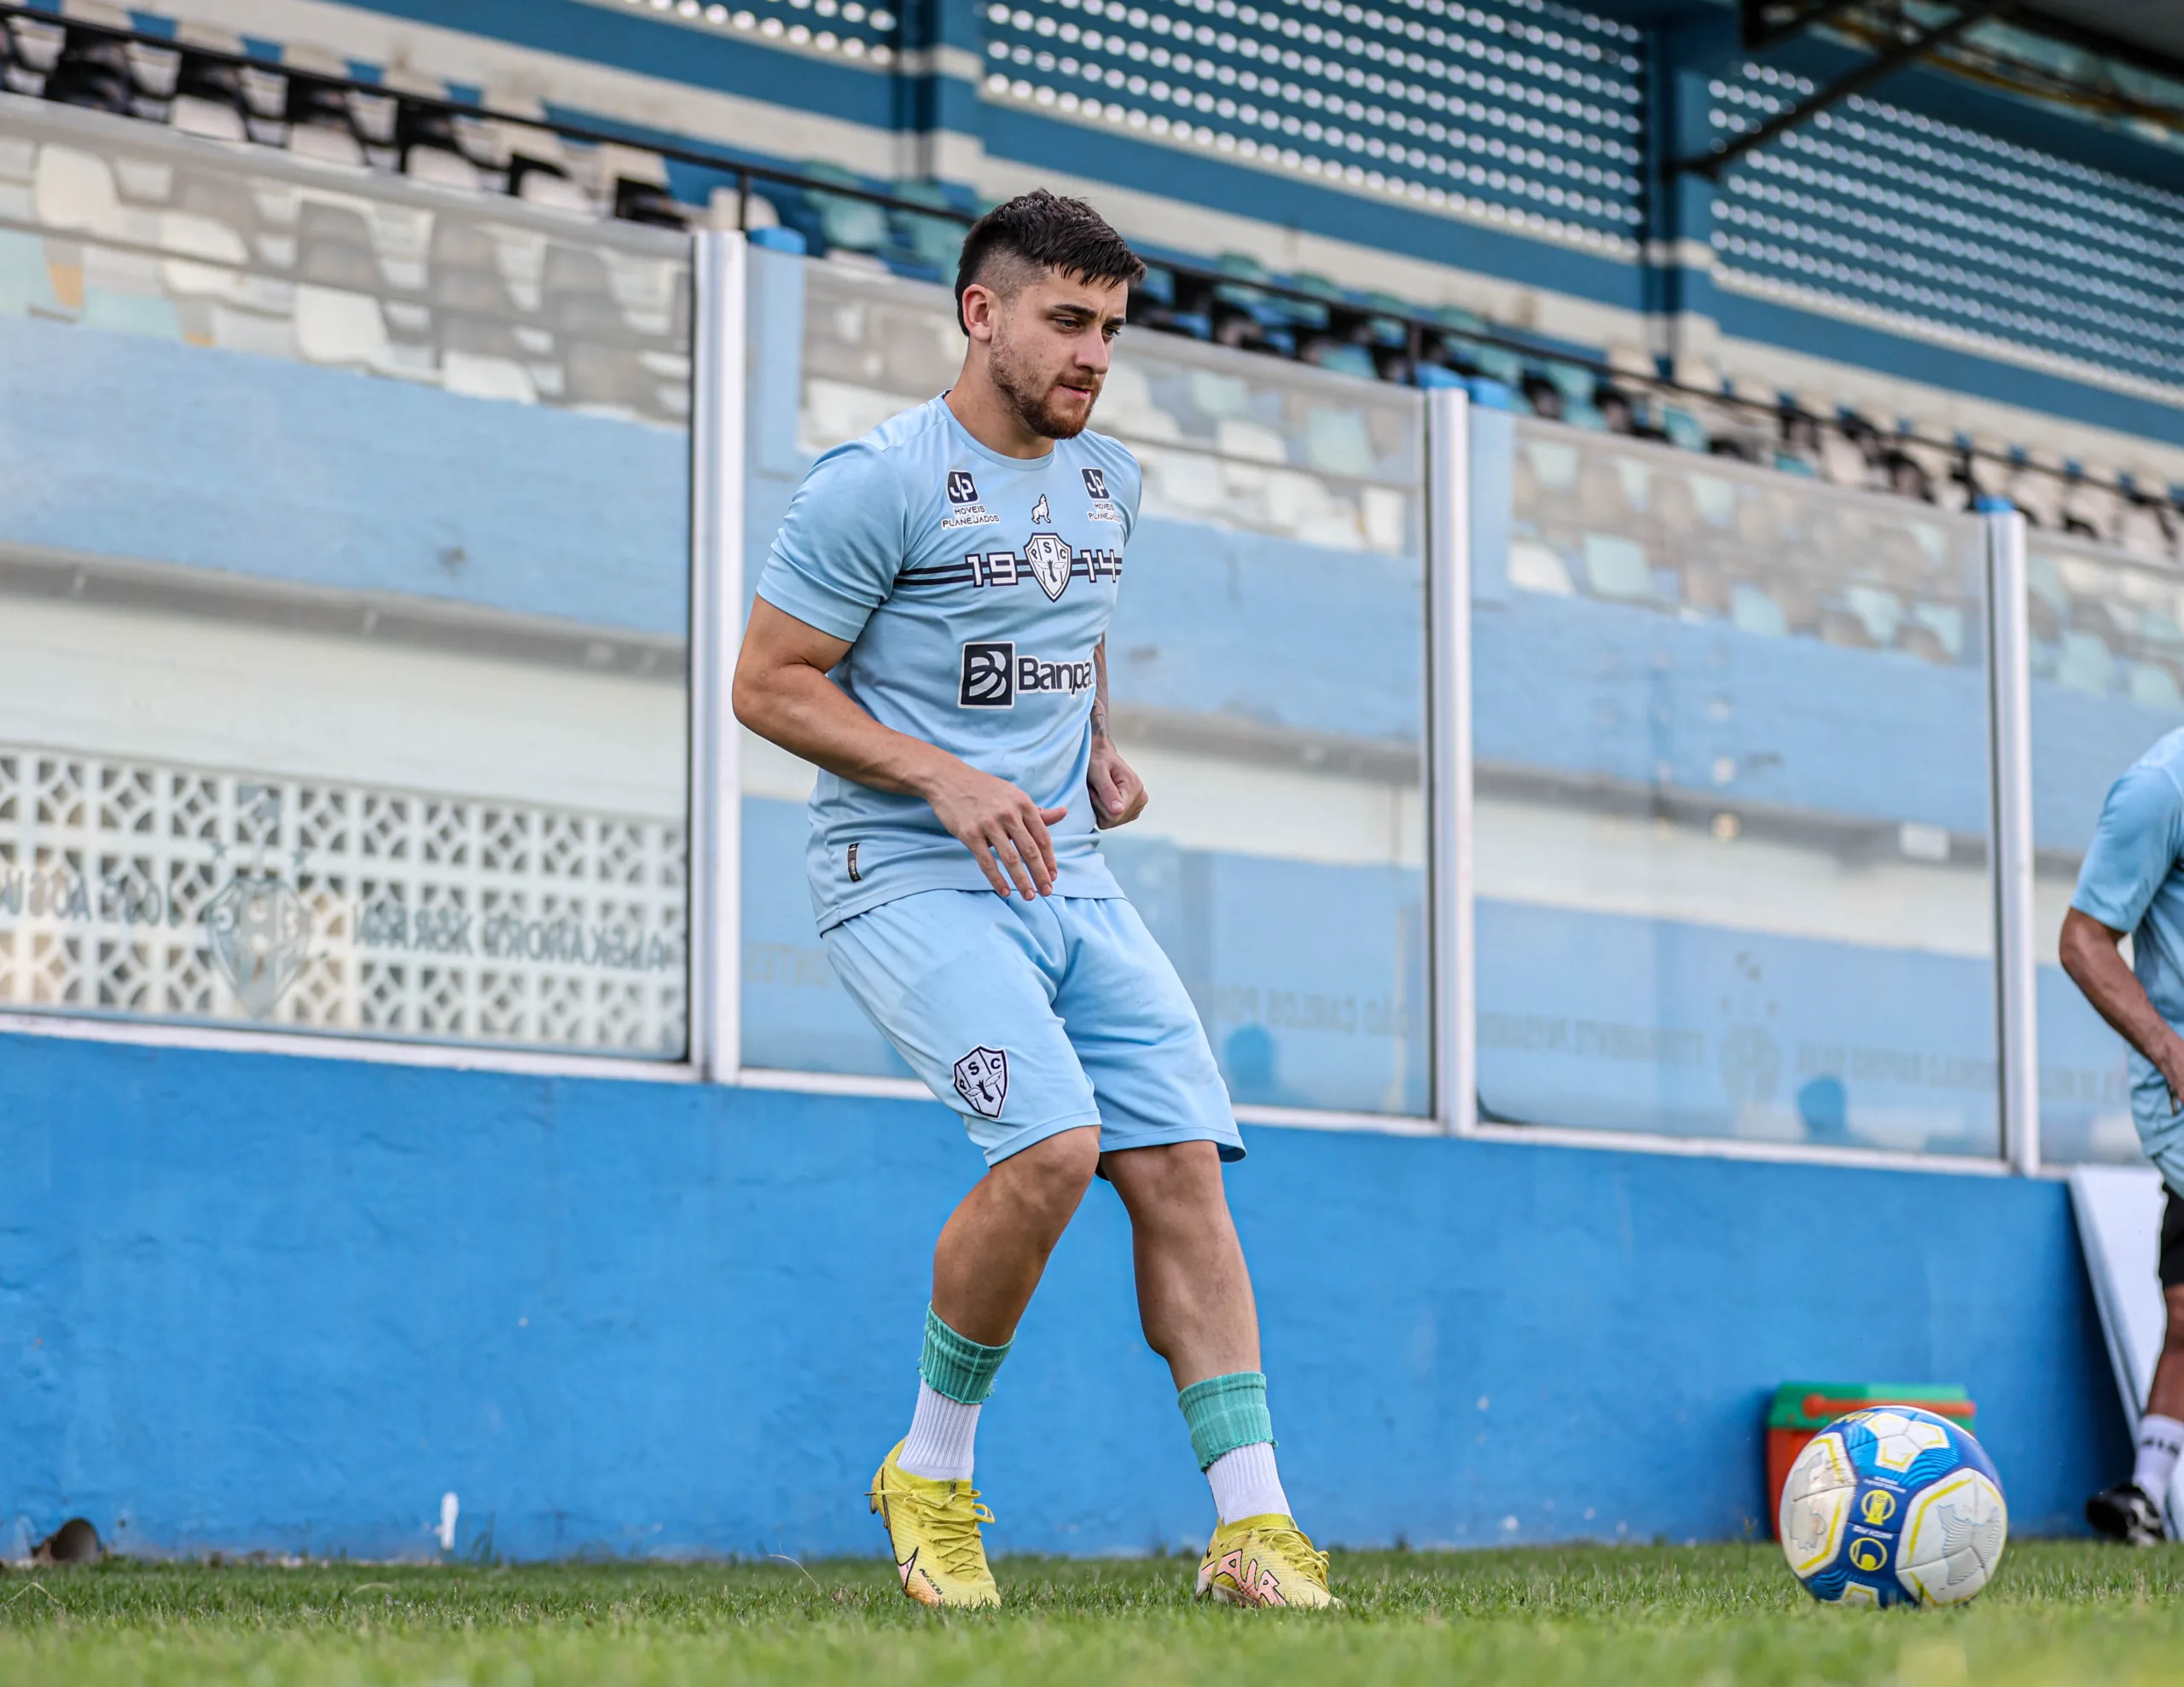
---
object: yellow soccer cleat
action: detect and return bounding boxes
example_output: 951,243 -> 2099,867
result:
1196,1513 -> 1340,1609
868,1441 -> 1002,1609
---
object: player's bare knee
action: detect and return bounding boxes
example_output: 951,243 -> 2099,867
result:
1008,1128 -> 1101,1223
1111,1139 -> 1227,1220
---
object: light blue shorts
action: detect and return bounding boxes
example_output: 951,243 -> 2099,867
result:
822,890 -> 1244,1167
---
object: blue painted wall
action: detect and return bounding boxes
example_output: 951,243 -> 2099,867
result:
1,1031 -> 2125,1560
0,314 -> 688,635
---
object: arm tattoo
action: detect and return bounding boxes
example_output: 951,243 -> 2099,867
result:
1090,637 -> 1111,743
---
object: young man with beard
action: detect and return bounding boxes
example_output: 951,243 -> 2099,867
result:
732,191 -> 1334,1609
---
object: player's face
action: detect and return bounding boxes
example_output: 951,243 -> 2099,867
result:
984,271 -> 1130,440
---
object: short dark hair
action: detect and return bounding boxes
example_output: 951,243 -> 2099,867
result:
953,189 -> 1145,333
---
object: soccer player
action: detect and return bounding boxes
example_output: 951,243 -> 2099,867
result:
731,191 -> 1334,1609
2063,727 -> 2184,1545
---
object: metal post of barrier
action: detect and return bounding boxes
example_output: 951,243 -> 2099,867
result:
1426,386 -> 1477,1135
689,229 -> 749,1083
1982,497 -> 2038,1174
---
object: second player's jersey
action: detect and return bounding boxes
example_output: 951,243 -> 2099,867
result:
2075,724 -> 2184,1157
755,393 -> 1143,930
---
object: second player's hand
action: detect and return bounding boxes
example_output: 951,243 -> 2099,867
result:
921,759 -> 1066,899
1089,741 -> 1148,829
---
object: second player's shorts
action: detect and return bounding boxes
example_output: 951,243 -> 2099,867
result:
2162,1190 -> 2184,1291
822,889 -> 1244,1167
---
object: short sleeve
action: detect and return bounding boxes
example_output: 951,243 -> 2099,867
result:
1116,447 -> 1145,546
2073,762 -> 2184,936
754,441 -> 909,642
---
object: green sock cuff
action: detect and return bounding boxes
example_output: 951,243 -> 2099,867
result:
920,1305 -> 1012,1405
1178,1371 -> 1275,1472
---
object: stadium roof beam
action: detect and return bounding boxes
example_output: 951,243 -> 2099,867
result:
1680,0 -> 2015,177
2011,2 -> 2184,87
1740,0 -> 1873,55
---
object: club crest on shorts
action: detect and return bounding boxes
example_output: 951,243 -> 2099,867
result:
952,1046 -> 1009,1118
1023,532 -> 1072,601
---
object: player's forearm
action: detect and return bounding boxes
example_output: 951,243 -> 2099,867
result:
1090,638 -> 1112,744
2062,913 -> 2184,1082
736,663 -> 964,802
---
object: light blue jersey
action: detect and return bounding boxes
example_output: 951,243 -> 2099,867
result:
756,395 -> 1143,930
2073,726 -> 2184,1180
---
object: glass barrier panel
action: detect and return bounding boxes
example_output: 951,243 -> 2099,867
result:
0,101 -> 692,1057
742,251 -> 1431,1114
1471,413 -> 1997,1155
2027,535 -> 2184,1165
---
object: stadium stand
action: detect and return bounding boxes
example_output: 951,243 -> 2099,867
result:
2,0 -> 2180,1155
3,0 -> 2179,558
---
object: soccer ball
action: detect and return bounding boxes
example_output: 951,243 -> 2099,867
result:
1778,1406 -> 2008,1608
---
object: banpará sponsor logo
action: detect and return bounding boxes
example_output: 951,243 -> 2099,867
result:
957,641 -> 1096,708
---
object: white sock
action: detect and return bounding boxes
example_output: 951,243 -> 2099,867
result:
898,1382 -> 979,1482
1207,1441 -> 1290,1525
2135,1413 -> 2184,1499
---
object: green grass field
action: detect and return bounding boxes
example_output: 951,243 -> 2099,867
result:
4,1544 -> 2181,1685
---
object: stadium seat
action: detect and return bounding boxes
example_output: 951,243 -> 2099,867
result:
171,92 -> 247,143
5,15 -> 64,78
799,159 -> 888,253
32,142 -> 119,233
2056,629 -> 2117,694
1304,407 -> 1374,477
293,283 -> 390,369
1507,537 -> 1575,595
429,223 -> 514,316
2063,471 -> 2121,542
2117,495 -> 2172,562
296,203 -> 380,289
880,178 -> 960,275
1730,580 -> 1789,638
1583,533 -> 1652,600
282,49 -> 367,169
2007,457 -> 2065,529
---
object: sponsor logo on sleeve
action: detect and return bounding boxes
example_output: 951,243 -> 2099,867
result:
846,841 -> 863,884
947,470 -> 979,505
952,1046 -> 1009,1118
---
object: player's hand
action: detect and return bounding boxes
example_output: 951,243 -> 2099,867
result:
1089,740 -> 1148,830
2160,1046 -> 2184,1116
921,759 -> 1066,899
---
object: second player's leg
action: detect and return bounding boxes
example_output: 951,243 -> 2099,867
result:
1102,1139 -> 1260,1386
933,1124 -> 1103,1345
2147,1284 -> 2184,1422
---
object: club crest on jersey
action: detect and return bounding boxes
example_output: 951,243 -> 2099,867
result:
1024,531 -> 1072,600
953,1046 -> 1009,1118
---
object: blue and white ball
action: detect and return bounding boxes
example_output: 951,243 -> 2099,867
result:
1778,1406 -> 2008,1609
